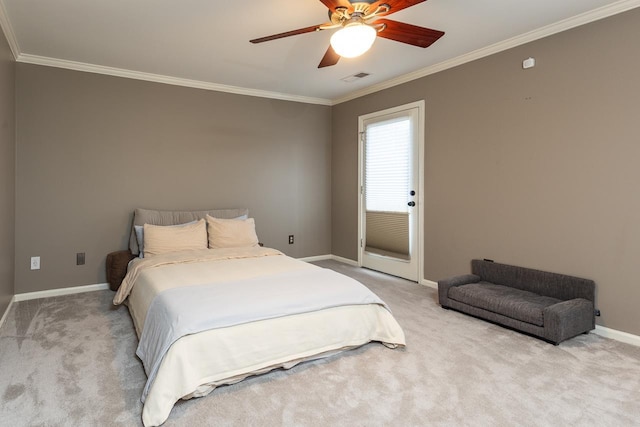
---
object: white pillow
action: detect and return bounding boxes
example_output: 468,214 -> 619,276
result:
134,220 -> 198,258
206,215 -> 259,249
134,225 -> 145,258
143,219 -> 207,257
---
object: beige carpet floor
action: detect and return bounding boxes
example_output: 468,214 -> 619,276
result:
1,260 -> 640,426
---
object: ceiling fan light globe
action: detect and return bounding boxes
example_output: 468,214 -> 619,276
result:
330,23 -> 377,58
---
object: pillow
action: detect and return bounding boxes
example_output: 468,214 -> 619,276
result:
129,208 -> 250,255
134,220 -> 198,258
134,225 -> 144,258
143,219 -> 208,257
206,215 -> 260,249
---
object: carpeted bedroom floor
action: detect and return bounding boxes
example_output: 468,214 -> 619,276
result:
1,260 -> 639,426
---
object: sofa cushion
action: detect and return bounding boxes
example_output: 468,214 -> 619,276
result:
471,260 -> 595,302
447,281 -> 561,326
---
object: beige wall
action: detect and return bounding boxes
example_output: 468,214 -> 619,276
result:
15,64 -> 331,293
9,8 -> 640,337
0,28 -> 15,315
332,9 -> 640,336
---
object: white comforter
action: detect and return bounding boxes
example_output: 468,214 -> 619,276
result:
113,247 -> 406,426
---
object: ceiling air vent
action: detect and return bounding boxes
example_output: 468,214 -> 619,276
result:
341,72 -> 370,83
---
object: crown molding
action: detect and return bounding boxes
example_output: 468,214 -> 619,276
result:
331,0 -> 640,105
16,53 -> 333,106
0,0 -> 19,59
4,0 -> 639,106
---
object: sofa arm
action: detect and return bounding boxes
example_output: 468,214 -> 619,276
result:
438,274 -> 480,307
543,298 -> 595,344
106,250 -> 136,292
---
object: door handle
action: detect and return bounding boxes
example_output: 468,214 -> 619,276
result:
408,201 -> 416,207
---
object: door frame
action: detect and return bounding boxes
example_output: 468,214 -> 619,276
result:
357,100 -> 425,283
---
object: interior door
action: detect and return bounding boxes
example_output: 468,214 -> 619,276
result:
358,102 -> 422,281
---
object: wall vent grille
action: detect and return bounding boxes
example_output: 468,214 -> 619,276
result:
341,72 -> 371,83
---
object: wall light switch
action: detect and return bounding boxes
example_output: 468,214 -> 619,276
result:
30,256 -> 41,270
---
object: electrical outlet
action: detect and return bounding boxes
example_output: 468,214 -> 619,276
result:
288,235 -> 294,244
76,252 -> 85,266
30,256 -> 40,270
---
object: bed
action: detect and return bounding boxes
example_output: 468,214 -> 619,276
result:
108,208 -> 406,426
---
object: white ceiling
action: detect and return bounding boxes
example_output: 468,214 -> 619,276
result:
1,0 -> 638,104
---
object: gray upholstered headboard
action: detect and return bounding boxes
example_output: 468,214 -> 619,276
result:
129,207 -> 249,255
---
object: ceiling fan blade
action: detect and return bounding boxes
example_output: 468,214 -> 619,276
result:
375,19 -> 444,48
250,24 -> 327,44
318,45 -> 341,68
369,0 -> 427,16
318,0 -> 352,13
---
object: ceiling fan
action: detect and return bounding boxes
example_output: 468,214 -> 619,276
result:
250,0 -> 444,68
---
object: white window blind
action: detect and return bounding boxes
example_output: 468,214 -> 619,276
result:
365,117 -> 411,213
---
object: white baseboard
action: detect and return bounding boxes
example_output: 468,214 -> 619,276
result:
421,279 -> 438,289
298,254 -> 360,267
298,254 -> 333,263
13,283 -> 109,302
330,255 -> 359,266
2,274 -> 639,349
0,296 -> 15,329
594,325 -> 640,347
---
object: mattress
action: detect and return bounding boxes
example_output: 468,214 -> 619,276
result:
113,247 -> 405,426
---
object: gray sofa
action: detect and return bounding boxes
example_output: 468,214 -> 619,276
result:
438,260 -> 596,344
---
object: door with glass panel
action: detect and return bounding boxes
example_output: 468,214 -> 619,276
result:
359,102 -> 422,281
